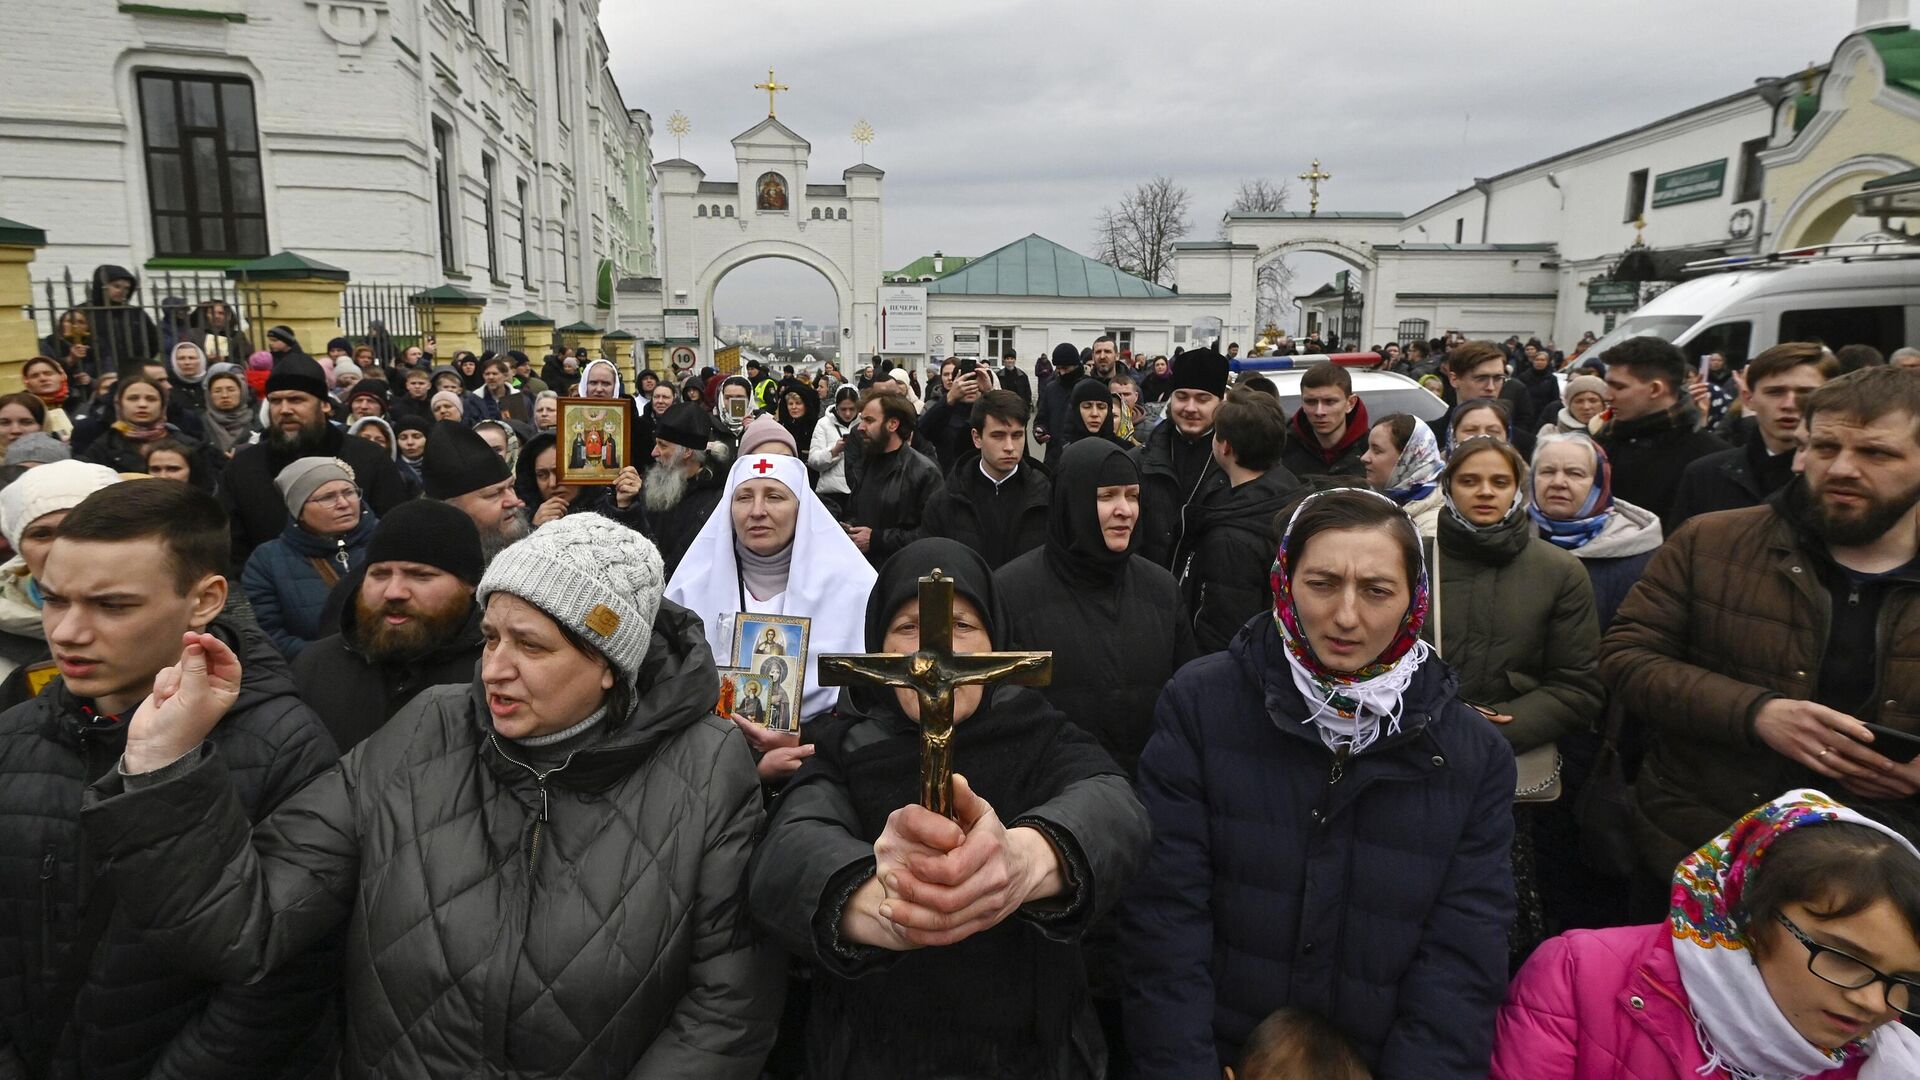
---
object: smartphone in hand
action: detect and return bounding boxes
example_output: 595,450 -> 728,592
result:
1860,722 -> 1920,765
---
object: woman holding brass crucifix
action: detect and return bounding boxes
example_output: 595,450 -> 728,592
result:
747,537 -> 1151,1078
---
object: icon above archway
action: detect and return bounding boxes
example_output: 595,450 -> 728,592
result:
756,172 -> 789,212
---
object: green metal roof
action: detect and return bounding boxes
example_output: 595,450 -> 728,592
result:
226,251 -> 349,282
602,329 -> 636,340
924,234 -> 1175,299
410,283 -> 486,304
886,253 -> 970,280
557,321 -> 602,333
1870,27 -> 1920,99
1865,167 -> 1920,189
0,217 -> 47,247
500,309 -> 554,325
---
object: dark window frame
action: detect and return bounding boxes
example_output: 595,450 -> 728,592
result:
516,177 -> 533,287
432,119 -> 458,273
136,71 -> 269,259
481,153 -> 500,282
1736,137 -> 1768,203
1625,168 -> 1650,222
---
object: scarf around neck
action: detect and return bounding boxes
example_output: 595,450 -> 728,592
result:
1528,436 -> 1615,550
1270,488 -> 1431,755
111,419 -> 168,443
1671,789 -> 1920,1080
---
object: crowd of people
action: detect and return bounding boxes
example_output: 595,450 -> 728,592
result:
3,261 -> 1920,1080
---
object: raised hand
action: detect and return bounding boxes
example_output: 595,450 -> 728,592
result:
122,632 -> 242,774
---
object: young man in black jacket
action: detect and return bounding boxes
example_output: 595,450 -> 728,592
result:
1595,336 -> 1730,532
1176,388 -> 1303,652
922,390 -> 1050,570
1133,347 -> 1231,568
1670,341 -> 1834,525
0,481 -> 338,1078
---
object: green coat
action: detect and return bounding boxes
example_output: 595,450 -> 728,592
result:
1436,506 -> 1605,754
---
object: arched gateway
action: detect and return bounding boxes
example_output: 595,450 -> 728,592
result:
655,112 -> 883,366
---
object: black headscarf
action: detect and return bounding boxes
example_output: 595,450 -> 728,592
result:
1044,440 -> 1140,589
864,537 -> 1006,652
1066,376 -> 1118,443
774,377 -> 820,454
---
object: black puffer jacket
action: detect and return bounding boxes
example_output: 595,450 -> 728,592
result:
82,602 -> 781,1078
290,597 -> 484,753
1174,468 -> 1302,654
0,615 -> 339,1080
846,440 -> 944,565
1596,403 -> 1729,533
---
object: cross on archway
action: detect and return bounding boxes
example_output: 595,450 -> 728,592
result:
754,68 -> 789,118
1299,159 -> 1332,216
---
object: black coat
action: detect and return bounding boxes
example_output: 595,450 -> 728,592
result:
1596,405 -> 1729,533
747,686 -> 1151,1079
1121,620 -> 1517,1079
80,603 -> 782,1078
1131,417 -> 1228,570
291,598 -> 484,753
644,464 -> 725,577
1668,436 -> 1794,526
0,616 -> 340,1080
85,265 -> 162,372
921,455 -> 1051,571
916,394 -> 977,473
1174,468 -> 1302,654
218,423 -> 412,573
997,550 -> 1195,776
846,440 -> 944,565
999,365 -> 1033,406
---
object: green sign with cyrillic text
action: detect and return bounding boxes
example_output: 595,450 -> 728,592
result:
1651,159 -> 1727,208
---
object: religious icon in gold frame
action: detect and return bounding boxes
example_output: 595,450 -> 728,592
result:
555,397 -> 633,486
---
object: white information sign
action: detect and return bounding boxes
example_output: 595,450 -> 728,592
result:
878,285 -> 927,355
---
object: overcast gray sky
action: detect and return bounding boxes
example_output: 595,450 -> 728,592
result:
604,0 -> 1857,324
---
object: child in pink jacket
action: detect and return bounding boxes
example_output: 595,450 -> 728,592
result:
1492,790 -> 1920,1080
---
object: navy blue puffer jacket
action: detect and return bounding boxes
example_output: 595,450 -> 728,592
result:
1121,615 -> 1517,1079
241,509 -> 376,659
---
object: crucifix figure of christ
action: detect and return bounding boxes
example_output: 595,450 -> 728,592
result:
818,570 -> 1050,817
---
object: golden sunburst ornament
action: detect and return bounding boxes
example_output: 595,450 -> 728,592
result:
665,111 -> 691,157
851,119 -> 874,162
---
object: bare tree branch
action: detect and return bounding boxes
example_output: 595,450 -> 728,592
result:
1092,176 -> 1191,286
1219,178 -> 1298,330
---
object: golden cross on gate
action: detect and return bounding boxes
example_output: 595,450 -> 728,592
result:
755,68 -> 789,118
1299,158 -> 1332,216
818,570 -> 1051,816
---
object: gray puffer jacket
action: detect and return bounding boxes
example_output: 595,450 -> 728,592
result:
81,602 -> 782,1079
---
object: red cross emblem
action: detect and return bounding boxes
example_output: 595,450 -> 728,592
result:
753,458 -> 775,474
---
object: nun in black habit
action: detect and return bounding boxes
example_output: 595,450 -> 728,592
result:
746,538 -> 1151,1079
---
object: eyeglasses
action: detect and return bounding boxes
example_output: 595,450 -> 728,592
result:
307,488 -> 361,508
1462,372 -> 1507,389
1775,912 -> 1920,1018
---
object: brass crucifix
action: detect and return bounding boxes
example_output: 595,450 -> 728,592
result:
818,570 -> 1051,816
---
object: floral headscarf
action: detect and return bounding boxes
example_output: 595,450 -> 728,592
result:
1671,789 -> 1920,1080
1527,433 -> 1615,550
1382,417 -> 1444,506
1270,488 -> 1431,754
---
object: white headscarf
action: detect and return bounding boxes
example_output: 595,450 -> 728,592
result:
580,359 -> 622,399
664,452 -> 874,722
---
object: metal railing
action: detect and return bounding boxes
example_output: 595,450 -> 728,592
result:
27,266 -> 268,376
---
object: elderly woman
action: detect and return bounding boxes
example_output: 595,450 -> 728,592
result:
665,452 -> 872,781
430,389 -> 465,423
86,513 -> 783,1078
242,457 -> 377,658
1361,412 -> 1446,536
748,537 -> 1151,1078
1529,433 -> 1662,631
1495,791 -> 1920,1079
1537,374 -> 1609,438
1123,488 -> 1516,1077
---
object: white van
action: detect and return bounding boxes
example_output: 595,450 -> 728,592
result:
1576,242 -> 1920,366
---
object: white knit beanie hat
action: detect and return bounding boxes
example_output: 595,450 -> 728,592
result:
0,460 -> 123,551
478,512 -> 663,686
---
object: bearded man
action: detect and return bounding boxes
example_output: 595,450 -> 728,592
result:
291,500 -> 484,751
217,351 -> 409,572
1603,365 -> 1920,889
420,420 -> 529,565
644,401 -> 729,575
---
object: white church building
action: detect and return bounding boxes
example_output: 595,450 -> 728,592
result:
0,0 -> 654,325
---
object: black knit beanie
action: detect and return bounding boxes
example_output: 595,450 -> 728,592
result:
365,498 -> 484,584
265,352 -> 331,401
420,420 -> 509,499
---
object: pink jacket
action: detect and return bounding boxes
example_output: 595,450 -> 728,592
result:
1492,924 -> 1866,1080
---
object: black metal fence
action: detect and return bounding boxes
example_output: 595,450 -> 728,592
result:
27,266 -> 269,377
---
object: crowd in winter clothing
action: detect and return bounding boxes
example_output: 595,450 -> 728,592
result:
5,278 -> 1920,1080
